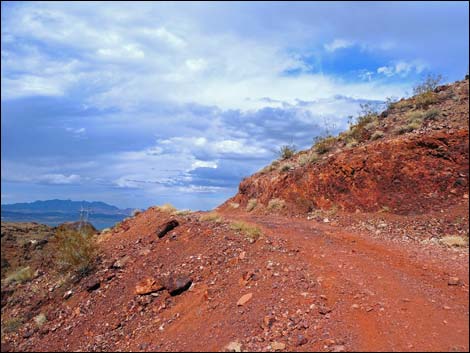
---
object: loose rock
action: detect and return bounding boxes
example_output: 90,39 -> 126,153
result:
271,341 -> 286,351
237,293 -> 253,306
84,277 -> 100,292
135,277 -> 164,295
164,275 -> 192,296
156,220 -> 179,238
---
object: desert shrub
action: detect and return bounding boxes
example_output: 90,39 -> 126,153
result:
385,96 -> 398,110
34,313 -> 47,327
309,152 -> 320,163
174,209 -> 192,216
393,99 -> 414,110
246,198 -> 257,212
345,139 -> 359,148
55,227 -> 97,277
157,203 -> 177,214
371,131 -> 385,140
131,209 -> 142,217
2,317 -> 23,333
413,74 -> 442,108
395,111 -> 424,134
267,198 -> 286,210
405,111 -> 425,121
395,120 -> 422,134
229,202 -> 240,209
423,108 -> 440,121
298,154 -> 309,166
344,112 -> 379,143
4,266 -> 34,285
413,73 -> 443,95
314,136 -> 336,154
278,144 -> 296,160
280,164 -> 292,172
199,212 -> 223,223
415,91 -> 439,108
359,102 -> 379,118
440,236 -> 468,247
230,221 -> 262,243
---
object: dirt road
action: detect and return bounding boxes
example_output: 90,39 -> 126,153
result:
9,209 -> 469,352
222,213 -> 469,352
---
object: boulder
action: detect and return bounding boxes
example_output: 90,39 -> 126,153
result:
156,220 -> 179,238
163,275 -> 192,296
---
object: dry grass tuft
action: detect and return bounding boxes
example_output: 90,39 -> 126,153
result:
267,198 -> 286,211
157,203 -> 178,214
440,236 -> 468,248
230,221 -> 262,243
55,227 -> 97,277
4,266 -> 34,285
246,198 -> 258,212
199,212 -> 223,223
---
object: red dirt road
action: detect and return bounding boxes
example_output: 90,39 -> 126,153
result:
9,209 -> 469,352
221,212 -> 469,352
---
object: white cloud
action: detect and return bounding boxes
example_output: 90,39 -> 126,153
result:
41,173 -> 81,184
324,39 -> 354,52
185,58 -> 207,72
191,160 -> 218,170
1,3 -> 414,113
65,127 -> 86,134
377,60 -> 428,77
151,27 -> 187,49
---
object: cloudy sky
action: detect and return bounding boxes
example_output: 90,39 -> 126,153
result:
1,1 -> 469,210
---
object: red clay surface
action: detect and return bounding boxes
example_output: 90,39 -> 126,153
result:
4,208 -> 468,352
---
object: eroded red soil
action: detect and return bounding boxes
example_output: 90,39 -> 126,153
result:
2,207 -> 468,352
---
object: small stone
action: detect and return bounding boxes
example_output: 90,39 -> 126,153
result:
296,334 -> 308,346
112,255 -> 130,269
23,330 -> 34,338
135,277 -> 164,295
63,290 -> 73,300
448,277 -> 460,286
318,306 -> 332,315
84,277 -> 100,292
237,293 -> 253,306
331,345 -> 346,352
351,304 -> 359,309
271,341 -> 286,351
262,315 -> 276,328
323,218 -> 330,223
164,275 -> 192,296
225,341 -> 242,352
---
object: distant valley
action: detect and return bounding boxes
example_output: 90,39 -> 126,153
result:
1,199 -> 135,230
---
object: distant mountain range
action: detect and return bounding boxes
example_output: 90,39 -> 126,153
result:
1,199 -> 136,230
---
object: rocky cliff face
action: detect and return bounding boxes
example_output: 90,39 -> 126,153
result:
220,78 -> 469,216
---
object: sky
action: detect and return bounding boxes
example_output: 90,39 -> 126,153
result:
1,1 -> 469,210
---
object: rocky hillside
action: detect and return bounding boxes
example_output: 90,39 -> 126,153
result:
220,78 -> 469,215
1,78 -> 468,352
